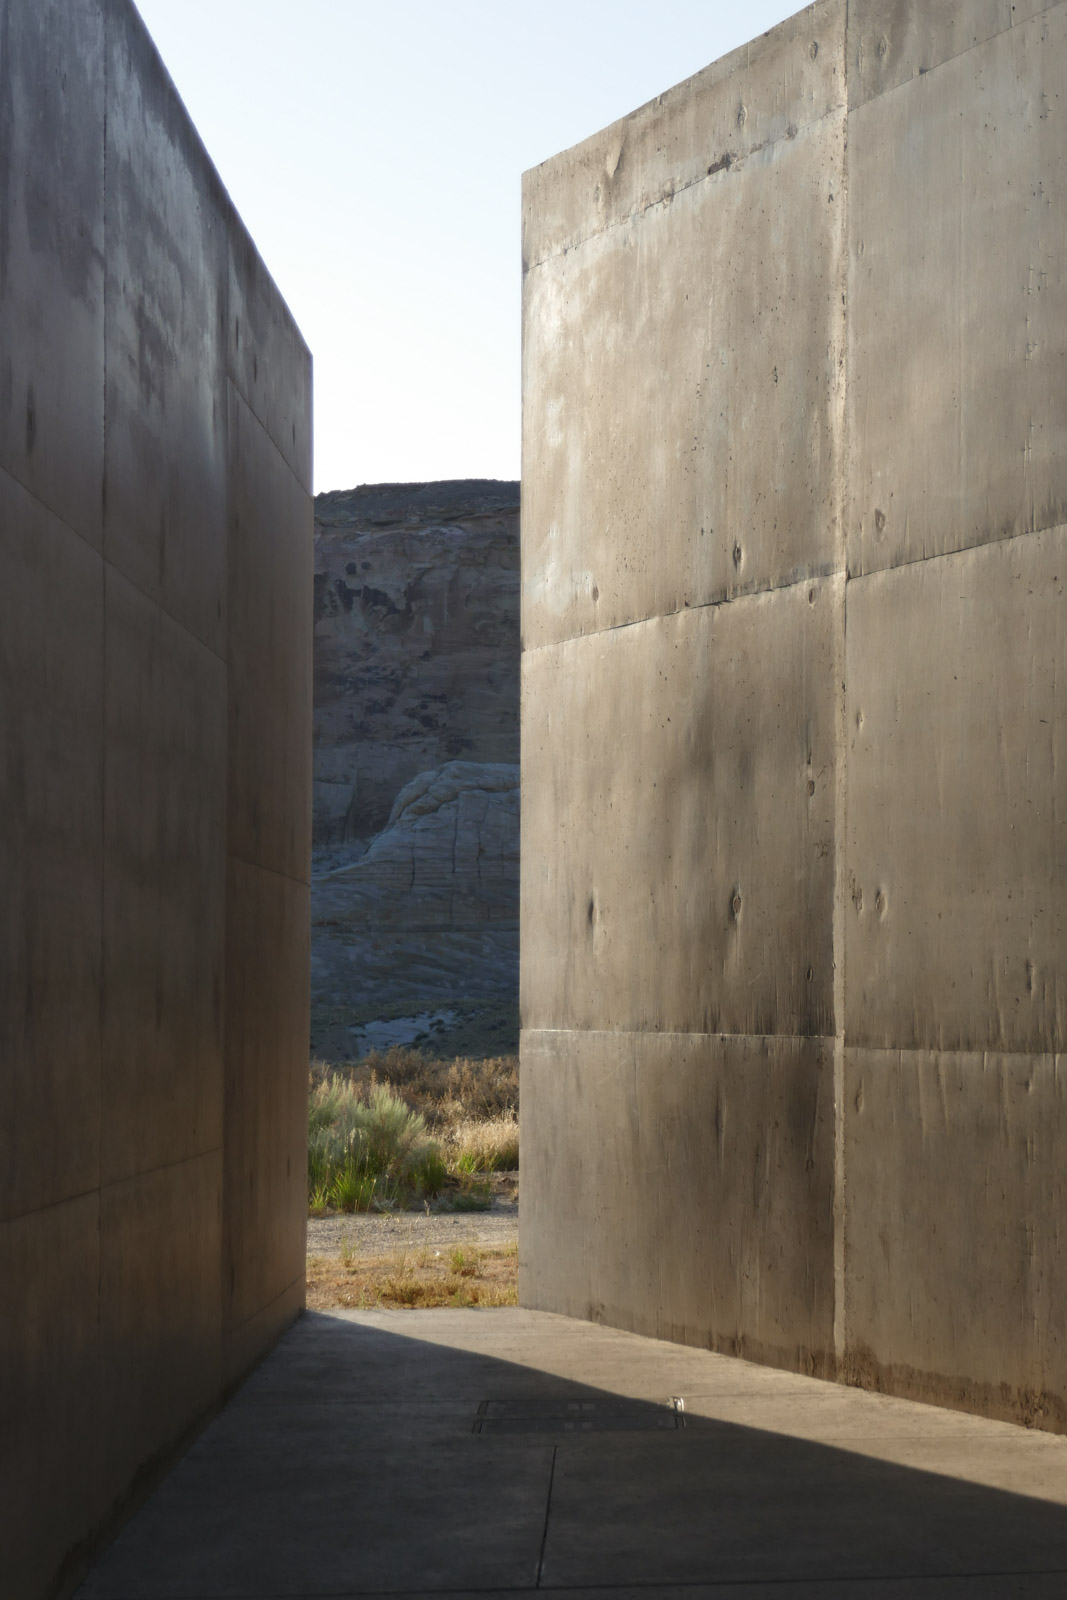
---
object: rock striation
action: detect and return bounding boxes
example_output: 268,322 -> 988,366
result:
312,481 -> 520,1057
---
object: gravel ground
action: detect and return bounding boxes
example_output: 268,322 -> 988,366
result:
306,1201 -> 518,1258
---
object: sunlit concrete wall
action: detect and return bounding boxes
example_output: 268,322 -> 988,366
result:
520,0 -> 1067,1429
0,3 -> 313,1594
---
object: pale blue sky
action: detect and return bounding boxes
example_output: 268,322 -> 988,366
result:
132,1 -> 801,492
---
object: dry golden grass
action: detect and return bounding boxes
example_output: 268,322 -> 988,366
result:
450,1114 -> 520,1174
309,1048 -> 519,1167
306,1240 -> 518,1311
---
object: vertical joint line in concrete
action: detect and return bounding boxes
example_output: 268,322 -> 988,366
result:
832,5 -> 852,1376
535,1445 -> 558,1588
98,0 -> 109,1349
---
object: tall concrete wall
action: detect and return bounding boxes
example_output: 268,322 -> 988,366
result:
0,4 -> 313,1595
520,0 -> 1067,1429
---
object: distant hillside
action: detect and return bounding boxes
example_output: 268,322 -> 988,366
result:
311,479 -> 520,1060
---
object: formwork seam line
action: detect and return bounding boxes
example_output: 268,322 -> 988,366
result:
525,102 -> 846,273
521,1028 -> 837,1043
97,549 -> 229,667
846,517 -> 1067,586
227,847 -> 311,890
845,0 -> 1065,120
226,371 -> 312,497
98,10 -> 110,1371
520,1030 -> 1066,1061
226,1272 -> 305,1338
0,459 -> 106,568
2,1148 -> 233,1227
521,565 -> 845,656
521,514 -> 1067,660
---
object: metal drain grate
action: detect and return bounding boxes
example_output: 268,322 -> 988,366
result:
472,1397 -> 685,1434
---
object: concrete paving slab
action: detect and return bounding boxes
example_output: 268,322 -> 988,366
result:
80,1442 -> 552,1598
542,1432 -> 1067,1588
76,1308 -> 1067,1598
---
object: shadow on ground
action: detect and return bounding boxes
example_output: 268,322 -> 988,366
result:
78,1309 -> 1067,1598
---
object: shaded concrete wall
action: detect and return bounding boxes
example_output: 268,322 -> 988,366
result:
520,0 -> 1067,1429
0,3 -> 313,1594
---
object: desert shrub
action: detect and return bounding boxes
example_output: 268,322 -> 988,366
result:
310,1048 -> 518,1137
307,1049 -> 519,1213
307,1074 -> 443,1210
307,1074 -> 351,1137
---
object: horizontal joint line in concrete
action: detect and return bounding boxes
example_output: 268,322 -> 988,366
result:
227,847 -> 311,890
847,0 -> 1065,119
102,552 -> 228,668
226,374 -> 310,496
226,1272 -> 305,1339
5,1183 -> 102,1228
6,1146 -> 226,1226
844,1042 -> 1065,1063
524,102 -> 846,273
101,1145 -> 225,1192
0,460 -> 103,569
844,516 -> 1067,587
522,1028 -> 838,1044
521,566 -> 843,656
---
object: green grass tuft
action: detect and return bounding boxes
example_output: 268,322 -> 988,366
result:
307,1074 -> 445,1211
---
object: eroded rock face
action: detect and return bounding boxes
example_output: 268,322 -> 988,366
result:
314,480 -> 520,846
312,760 -> 519,1006
311,482 -> 520,1056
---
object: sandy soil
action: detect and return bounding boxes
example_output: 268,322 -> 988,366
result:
306,1197 -> 518,1259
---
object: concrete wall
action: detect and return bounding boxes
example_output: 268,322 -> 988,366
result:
0,4 -> 313,1595
520,0 -> 1067,1429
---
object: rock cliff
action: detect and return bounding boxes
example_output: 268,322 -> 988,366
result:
312,480 -> 520,1059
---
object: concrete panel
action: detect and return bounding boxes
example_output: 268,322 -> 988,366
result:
848,0 -> 1052,111
0,469 -> 103,1221
522,113 -> 845,649
521,579 -> 839,1038
0,1196 -> 103,1600
0,467 -> 103,1216
223,1277 -> 305,1394
520,1030 -> 835,1374
0,0 -> 105,548
522,0 -> 844,267
2,0 -> 312,1588
101,568 -> 226,1185
223,858 -> 308,1340
845,530 -> 1066,1054
227,386 -> 314,882
848,7 -> 1067,576
520,0 -> 1067,1440
103,3 -> 228,655
228,218 -> 313,492
99,1153 -> 223,1500
845,1047 -> 1067,1429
